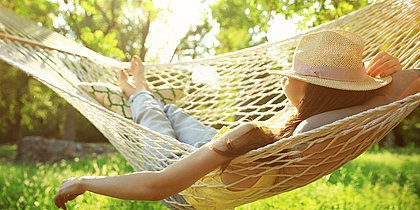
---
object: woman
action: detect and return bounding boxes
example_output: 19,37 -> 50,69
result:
54,30 -> 420,209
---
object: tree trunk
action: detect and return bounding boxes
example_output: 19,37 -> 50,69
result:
8,119 -> 20,144
63,103 -> 77,141
379,132 -> 394,148
139,13 -> 151,61
7,98 -> 22,143
8,74 -> 29,144
392,124 -> 406,147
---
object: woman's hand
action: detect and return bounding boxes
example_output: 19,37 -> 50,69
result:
366,51 -> 402,78
54,177 -> 86,210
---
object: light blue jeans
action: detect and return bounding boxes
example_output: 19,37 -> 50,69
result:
129,91 -> 217,149
129,90 -> 218,209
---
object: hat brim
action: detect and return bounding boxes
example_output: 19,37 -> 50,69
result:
270,69 -> 392,91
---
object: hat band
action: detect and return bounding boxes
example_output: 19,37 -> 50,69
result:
293,59 -> 367,82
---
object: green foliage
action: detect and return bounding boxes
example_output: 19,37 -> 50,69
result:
0,0 -> 58,29
172,0 -> 420,147
54,0 -> 161,60
272,0 -> 375,29
0,147 -> 164,209
0,64 -> 107,143
0,63 -> 29,142
1,146 -> 418,209
0,0 -> 165,143
210,0 -> 271,54
239,148 -> 420,209
171,20 -> 213,61
394,108 -> 420,146
174,0 -> 378,58
20,78 -> 64,135
1,0 -> 419,147
0,145 -> 16,159
78,27 -> 124,59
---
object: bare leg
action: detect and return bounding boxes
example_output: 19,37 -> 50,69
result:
118,56 -> 217,148
118,56 -> 152,98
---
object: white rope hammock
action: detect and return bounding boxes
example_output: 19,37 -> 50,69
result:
0,0 -> 419,208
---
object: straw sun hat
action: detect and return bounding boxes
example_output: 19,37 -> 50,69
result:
271,30 -> 392,91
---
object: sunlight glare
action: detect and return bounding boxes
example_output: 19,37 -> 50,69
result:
189,65 -> 220,88
145,0 -> 218,63
267,14 -> 299,43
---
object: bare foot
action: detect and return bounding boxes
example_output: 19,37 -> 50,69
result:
130,56 -> 153,92
118,69 -> 136,99
118,56 -> 153,98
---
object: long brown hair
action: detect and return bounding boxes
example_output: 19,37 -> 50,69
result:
211,83 -> 380,163
273,83 -> 379,140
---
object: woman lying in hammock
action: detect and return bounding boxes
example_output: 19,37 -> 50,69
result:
54,30 -> 420,209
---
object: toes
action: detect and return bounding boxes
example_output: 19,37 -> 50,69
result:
130,56 -> 140,73
117,70 -> 122,81
117,70 -> 136,98
131,56 -> 140,65
121,69 -> 128,80
117,69 -> 123,80
130,56 -> 140,71
130,58 -> 135,73
118,70 -> 128,84
130,56 -> 145,76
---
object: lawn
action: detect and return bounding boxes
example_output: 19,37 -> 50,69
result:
1,145 -> 419,209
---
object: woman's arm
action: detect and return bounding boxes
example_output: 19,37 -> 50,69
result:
296,69 -> 420,134
399,73 -> 420,99
295,51 -> 418,134
363,51 -> 420,104
54,123 -> 255,209
367,69 -> 420,106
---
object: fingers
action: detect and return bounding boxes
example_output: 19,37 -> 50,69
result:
54,192 -> 75,209
366,51 -> 402,78
54,193 -> 67,209
369,58 -> 401,77
54,190 -> 68,209
53,194 -> 61,208
366,51 -> 387,70
54,178 -> 85,209
379,62 -> 402,77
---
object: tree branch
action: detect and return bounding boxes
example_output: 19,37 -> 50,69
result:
94,1 -> 112,35
139,12 -> 151,61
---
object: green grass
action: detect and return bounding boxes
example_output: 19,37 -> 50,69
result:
0,145 -> 164,210
1,145 -> 419,209
239,147 -> 420,210
0,144 -> 16,159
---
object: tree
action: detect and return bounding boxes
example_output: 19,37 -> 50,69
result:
0,0 -> 165,143
170,20 -> 212,62
173,0 -> 377,58
0,0 -> 60,143
172,0 -> 420,147
0,64 -> 29,143
53,0 -> 161,61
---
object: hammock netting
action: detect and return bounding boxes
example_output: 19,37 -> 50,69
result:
0,0 -> 419,208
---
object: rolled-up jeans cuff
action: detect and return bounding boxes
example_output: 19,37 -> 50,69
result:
129,90 -> 154,103
129,90 -> 165,110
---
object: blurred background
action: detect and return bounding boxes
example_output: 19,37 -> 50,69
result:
1,1 -> 419,209
1,0 -> 418,147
